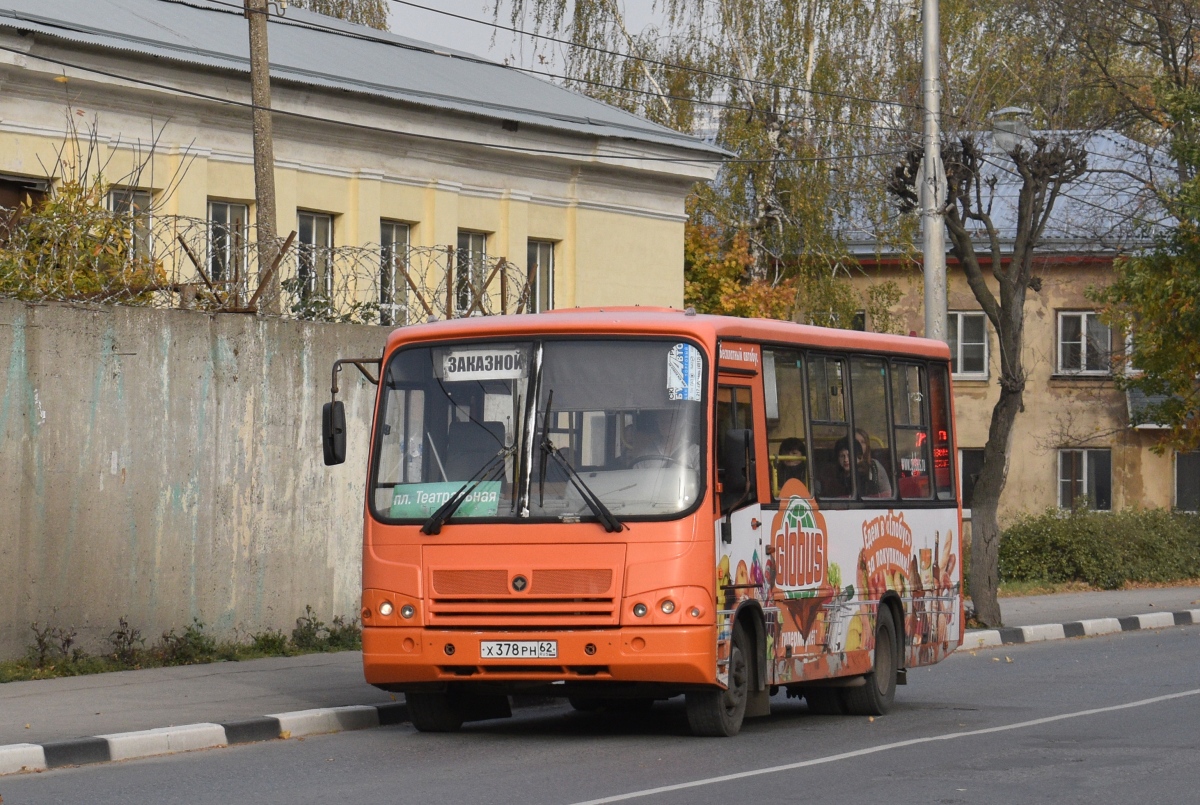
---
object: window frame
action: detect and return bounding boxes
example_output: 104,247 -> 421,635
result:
528,239 -> 555,313
108,188 -> 154,260
958,447 -> 985,516
1057,447 -> 1113,511
1175,451 -> 1200,512
380,220 -> 411,326
455,230 -> 488,316
297,209 -> 334,301
1057,311 -> 1112,376
206,199 -> 250,287
948,311 -> 989,380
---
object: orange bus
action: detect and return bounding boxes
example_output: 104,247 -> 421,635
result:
323,308 -> 962,736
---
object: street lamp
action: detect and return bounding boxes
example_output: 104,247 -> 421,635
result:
992,107 -> 1033,155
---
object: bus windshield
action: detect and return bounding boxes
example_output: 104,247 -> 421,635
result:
371,338 -> 707,524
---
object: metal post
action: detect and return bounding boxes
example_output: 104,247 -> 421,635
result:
922,0 -> 947,343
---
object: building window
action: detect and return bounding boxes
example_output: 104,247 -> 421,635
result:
1058,311 -> 1111,374
851,311 -> 866,331
380,220 -> 410,326
297,210 -> 333,301
1058,448 -> 1112,510
959,448 -> 985,511
455,230 -> 486,315
528,239 -> 554,313
108,188 -> 153,260
949,311 -> 988,378
1177,451 -> 1200,512
207,201 -> 248,286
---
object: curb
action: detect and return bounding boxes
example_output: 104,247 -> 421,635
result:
0,701 -> 409,776
962,608 -> 1200,650
3,609 -> 1198,776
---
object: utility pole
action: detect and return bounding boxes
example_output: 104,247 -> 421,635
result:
922,0 -> 947,343
245,0 -> 280,309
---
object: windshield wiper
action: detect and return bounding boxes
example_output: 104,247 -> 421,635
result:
421,450 -> 509,536
538,390 -> 624,533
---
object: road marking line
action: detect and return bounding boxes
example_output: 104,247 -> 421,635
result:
565,688 -> 1200,805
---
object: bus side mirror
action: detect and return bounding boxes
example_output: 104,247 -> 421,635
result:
323,400 -> 346,466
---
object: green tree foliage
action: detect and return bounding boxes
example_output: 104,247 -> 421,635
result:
0,120 -> 167,304
290,0 -> 388,30
1096,85 -> 1200,451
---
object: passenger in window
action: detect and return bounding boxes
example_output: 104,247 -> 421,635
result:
774,437 -> 808,492
822,430 -> 891,498
853,428 -> 892,497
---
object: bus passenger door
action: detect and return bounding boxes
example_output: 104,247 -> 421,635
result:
714,379 -> 766,687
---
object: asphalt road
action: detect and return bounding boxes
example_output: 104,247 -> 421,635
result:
4,625 -> 1198,805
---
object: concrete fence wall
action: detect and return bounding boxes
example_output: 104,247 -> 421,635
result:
0,299 -> 383,660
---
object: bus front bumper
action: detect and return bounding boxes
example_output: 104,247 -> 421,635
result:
362,626 -> 716,687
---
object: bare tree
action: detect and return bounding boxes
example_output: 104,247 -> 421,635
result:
890,134 -> 1088,626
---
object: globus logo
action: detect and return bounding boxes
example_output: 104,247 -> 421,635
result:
773,495 -> 827,589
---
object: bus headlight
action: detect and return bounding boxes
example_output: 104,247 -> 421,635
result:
660,600 -> 676,615
378,601 -> 394,617
400,604 -> 415,619
633,603 -> 648,617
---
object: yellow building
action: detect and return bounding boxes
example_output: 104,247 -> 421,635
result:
850,132 -> 1198,522
0,0 -> 722,319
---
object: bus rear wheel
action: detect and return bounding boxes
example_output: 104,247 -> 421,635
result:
686,622 -> 749,737
406,691 -> 465,732
842,608 -> 898,716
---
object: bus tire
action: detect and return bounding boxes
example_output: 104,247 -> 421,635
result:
407,691 -> 465,732
842,608 -> 898,716
686,621 -> 749,737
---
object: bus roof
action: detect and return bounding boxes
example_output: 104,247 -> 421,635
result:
383,308 -> 951,361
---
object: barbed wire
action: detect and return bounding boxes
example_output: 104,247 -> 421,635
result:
0,210 -> 534,326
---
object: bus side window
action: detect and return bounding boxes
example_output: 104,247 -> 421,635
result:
892,363 -> 932,499
849,356 -> 895,499
929,363 -> 956,500
764,348 -> 809,499
808,355 -> 852,499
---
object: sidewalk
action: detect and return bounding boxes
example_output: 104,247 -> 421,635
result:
0,651 -> 393,747
2,584 -> 1198,774
993,585 -> 1200,627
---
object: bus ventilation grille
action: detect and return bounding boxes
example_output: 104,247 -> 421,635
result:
428,568 -> 618,626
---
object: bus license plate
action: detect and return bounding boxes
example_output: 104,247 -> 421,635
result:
479,640 -> 557,659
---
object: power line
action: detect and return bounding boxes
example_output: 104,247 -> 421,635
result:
383,0 -> 922,112
150,0 -> 918,138
0,41 -> 912,166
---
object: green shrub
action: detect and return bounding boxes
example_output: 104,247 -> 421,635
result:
250,629 -> 291,655
1000,508 -> 1200,589
157,619 -> 218,665
290,606 -> 362,652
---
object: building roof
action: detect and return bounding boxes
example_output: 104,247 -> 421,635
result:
0,0 -> 725,158
846,129 -> 1171,256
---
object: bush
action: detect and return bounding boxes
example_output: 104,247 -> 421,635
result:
1000,508 -> 1200,589
156,619 -> 218,665
290,606 -> 362,652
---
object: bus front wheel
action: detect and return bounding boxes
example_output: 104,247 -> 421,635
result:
406,691 -> 465,732
686,622 -> 750,737
842,609 -> 898,716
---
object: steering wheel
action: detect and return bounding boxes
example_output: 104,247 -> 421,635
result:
630,454 -> 682,468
